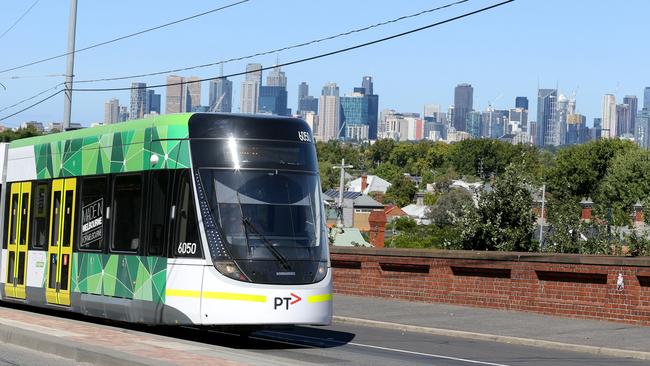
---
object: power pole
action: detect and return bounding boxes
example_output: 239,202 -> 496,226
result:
333,158 -> 353,228
62,0 -> 78,131
539,183 -> 546,249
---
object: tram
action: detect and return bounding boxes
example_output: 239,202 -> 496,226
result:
0,113 -> 332,326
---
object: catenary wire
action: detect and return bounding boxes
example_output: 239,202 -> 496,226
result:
0,0 -> 250,75
0,83 -> 65,114
0,0 -> 41,41
72,0 -> 515,92
75,0 -> 471,84
0,0 -> 515,123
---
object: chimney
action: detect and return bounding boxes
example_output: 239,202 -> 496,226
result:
368,210 -> 387,248
633,201 -> 644,226
361,175 -> 368,193
415,192 -> 425,206
580,197 -> 593,222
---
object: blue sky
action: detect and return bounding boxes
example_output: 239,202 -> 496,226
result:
0,0 -> 648,127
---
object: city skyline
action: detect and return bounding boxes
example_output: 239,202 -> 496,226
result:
1,0 -> 650,126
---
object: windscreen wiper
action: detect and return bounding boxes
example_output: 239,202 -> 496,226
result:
242,217 -> 292,270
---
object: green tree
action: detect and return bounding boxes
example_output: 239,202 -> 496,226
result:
384,175 -> 417,207
427,188 -> 474,226
459,164 -> 535,251
0,125 -> 42,142
371,162 -> 404,183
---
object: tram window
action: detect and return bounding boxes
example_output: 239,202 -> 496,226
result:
148,171 -> 169,256
111,174 -> 142,252
3,187 -> 7,250
31,183 -> 50,249
172,172 -> 202,258
79,177 -> 106,251
19,192 -> 29,244
9,193 -> 18,245
51,191 -> 61,247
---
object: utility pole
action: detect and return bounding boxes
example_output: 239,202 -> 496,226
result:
333,158 -> 353,228
62,0 -> 78,131
539,183 -> 546,249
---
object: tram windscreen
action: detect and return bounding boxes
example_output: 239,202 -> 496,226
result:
200,169 -> 324,261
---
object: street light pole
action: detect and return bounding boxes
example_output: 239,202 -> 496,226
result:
62,0 -> 78,131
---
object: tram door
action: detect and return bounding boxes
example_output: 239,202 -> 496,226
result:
45,178 -> 76,306
4,182 -> 32,299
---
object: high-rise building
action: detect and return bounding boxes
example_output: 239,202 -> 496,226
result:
240,63 -> 262,114
453,83 -> 473,132
146,90 -> 161,114
616,103 -> 633,137
266,66 -> 287,87
601,94 -> 617,138
592,118 -> 602,140
536,88 -> 558,146
317,83 -> 340,141
130,83 -> 148,120
353,76 -> 379,140
166,75 -> 185,114
259,86 -> 288,116
341,92 -> 369,141
556,94 -> 569,145
566,113 -> 587,145
186,77 -> 201,112
298,82 -> 308,103
466,111 -> 482,138
297,82 -> 318,115
623,95 -> 638,133
209,77 -> 232,112
362,76 -> 373,96
119,106 -> 129,122
509,108 -> 528,133
104,98 -> 120,125
636,109 -> 650,149
644,87 -> 650,110
515,96 -> 529,110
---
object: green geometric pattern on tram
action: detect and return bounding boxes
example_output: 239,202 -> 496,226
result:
72,253 -> 166,303
31,116 -> 190,180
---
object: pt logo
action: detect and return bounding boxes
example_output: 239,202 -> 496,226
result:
274,293 -> 302,310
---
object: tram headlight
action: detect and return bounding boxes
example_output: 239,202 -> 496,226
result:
214,260 -> 250,282
314,261 -> 329,283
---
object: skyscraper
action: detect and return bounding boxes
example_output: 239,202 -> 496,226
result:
266,66 -> 287,87
515,96 -> 529,110
240,63 -> 262,114
453,83 -> 473,132
536,88 -> 558,146
340,92 -> 369,141
318,83 -> 340,141
186,77 -> 201,112
623,95 -> 638,133
104,98 -> 119,125
129,83 -> 147,120
146,90 -> 161,114
636,109 -> 650,149
166,75 -> 185,114
209,77 -> 232,112
644,87 -> 650,110
362,76 -> 373,95
259,86 -> 288,115
601,94 -> 616,138
616,103 -> 632,137
556,94 -> 569,145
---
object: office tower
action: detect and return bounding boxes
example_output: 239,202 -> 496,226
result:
240,63 -> 262,114
636,109 -> 650,148
129,83 -> 147,120
341,92 -> 369,141
209,77 -> 233,112
644,87 -> 650,110
536,88 -> 558,146
146,90 -> 161,114
424,104 -> 440,118
623,95 -> 638,132
453,83 -> 473,131
166,75 -> 185,114
515,96 -> 529,110
616,103 -> 632,137
297,82 -> 318,115
185,76 -> 201,112
318,83 -> 340,141
266,66 -> 287,87
259,86 -> 288,115
601,94 -> 616,138
104,98 -> 119,125
566,113 -> 587,145
593,118 -> 602,140
119,106 -> 129,122
466,111 -> 482,138
482,107 -> 508,139
362,76 -> 373,95
556,94 -> 569,145
509,108 -> 528,133
298,82 -> 308,103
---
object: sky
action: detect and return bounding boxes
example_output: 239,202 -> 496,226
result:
0,0 -> 649,128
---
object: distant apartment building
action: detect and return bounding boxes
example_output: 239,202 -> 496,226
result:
240,63 -> 262,114
104,98 -> 120,125
165,75 -> 200,114
601,94 -> 616,138
317,83 -> 340,141
130,83 -> 147,120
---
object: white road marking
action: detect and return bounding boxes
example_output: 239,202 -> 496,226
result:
261,330 -> 512,366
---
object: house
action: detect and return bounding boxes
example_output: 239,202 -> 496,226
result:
323,189 -> 384,230
401,193 -> 432,225
347,174 -> 392,195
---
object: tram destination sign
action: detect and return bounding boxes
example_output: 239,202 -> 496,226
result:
81,198 -> 103,247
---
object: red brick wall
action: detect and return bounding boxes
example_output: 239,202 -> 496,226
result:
331,247 -> 650,325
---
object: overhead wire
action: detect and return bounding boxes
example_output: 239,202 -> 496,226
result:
75,0 -> 471,84
0,0 -> 41,41
0,83 -> 65,114
72,0 -> 515,93
0,0 -> 515,123
0,0 -> 251,75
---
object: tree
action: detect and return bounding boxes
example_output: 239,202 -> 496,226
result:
426,188 -> 474,226
318,162 -> 339,191
459,164 -> 535,251
0,125 -> 42,142
384,175 -> 417,207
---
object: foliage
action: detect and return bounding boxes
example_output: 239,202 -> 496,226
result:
318,162 -> 339,191
0,126 -> 42,142
423,192 -> 439,206
383,175 -> 417,207
627,230 -> 650,257
459,165 -> 535,251
426,188 -> 474,226
387,224 -> 461,249
387,216 -> 417,232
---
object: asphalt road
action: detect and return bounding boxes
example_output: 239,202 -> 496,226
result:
164,322 -> 650,366
0,342 -> 92,366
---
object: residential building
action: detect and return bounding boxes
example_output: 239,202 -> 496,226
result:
636,109 -> 650,149
616,103 -> 633,137
129,83 -> 147,120
623,95 -> 638,133
601,94 -> 616,138
104,98 -> 119,125
165,75 -> 185,114
317,83 -> 340,141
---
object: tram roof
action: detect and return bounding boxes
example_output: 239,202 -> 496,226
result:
9,113 -> 193,149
